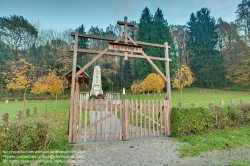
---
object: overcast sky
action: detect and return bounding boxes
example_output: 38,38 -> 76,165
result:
0,0 -> 242,32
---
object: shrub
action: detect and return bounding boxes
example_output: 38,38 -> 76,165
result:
171,107 -> 214,136
0,118 -> 58,152
171,103 -> 250,136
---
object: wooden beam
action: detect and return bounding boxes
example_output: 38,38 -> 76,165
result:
75,34 -> 125,77
141,50 -> 169,83
69,29 -> 79,143
71,33 -> 171,48
69,48 -> 171,62
165,42 -> 172,136
117,21 -> 135,27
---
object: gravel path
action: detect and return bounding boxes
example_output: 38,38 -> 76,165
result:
68,137 -> 250,166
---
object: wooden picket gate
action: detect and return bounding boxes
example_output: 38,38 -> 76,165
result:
75,99 -> 170,143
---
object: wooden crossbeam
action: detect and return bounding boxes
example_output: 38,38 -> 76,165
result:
71,33 -> 171,49
117,21 -> 135,27
69,48 -> 171,62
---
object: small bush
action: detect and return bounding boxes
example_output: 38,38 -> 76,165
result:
171,107 -> 214,136
0,118 -> 58,152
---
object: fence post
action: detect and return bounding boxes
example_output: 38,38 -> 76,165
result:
122,100 -> 130,140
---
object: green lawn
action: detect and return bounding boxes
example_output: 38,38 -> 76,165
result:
121,87 -> 250,107
0,99 -> 70,121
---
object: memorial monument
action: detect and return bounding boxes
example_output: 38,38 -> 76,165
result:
90,66 -> 103,96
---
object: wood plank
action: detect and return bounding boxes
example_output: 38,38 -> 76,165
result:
89,100 -> 93,142
148,100 -> 151,135
120,102 -> 123,140
78,99 -> 83,141
68,30 -> 79,143
72,100 -> 78,143
115,101 -> 118,141
165,42 -> 172,136
140,100 -> 142,138
136,100 -> 138,139
109,43 -> 142,53
131,100 -> 134,139
71,33 -> 170,48
156,101 -> 159,136
152,100 -> 155,136
105,100 -> 108,141
144,100 -> 147,138
69,48 -> 170,62
100,100 -> 103,141
95,101 -> 98,142
160,101 -> 163,135
109,100 -> 113,141
164,100 -> 167,136
84,99 -> 87,142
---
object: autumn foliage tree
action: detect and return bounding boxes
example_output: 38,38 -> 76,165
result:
31,71 -> 65,113
172,65 -> 194,101
131,80 -> 143,94
141,73 -> 165,95
3,58 -> 35,116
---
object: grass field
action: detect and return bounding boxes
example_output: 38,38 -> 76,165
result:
121,87 -> 250,107
1,87 -> 250,121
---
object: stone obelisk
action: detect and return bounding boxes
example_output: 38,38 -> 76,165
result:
90,66 -> 103,96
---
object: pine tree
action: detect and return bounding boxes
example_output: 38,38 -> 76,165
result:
137,7 -> 177,80
187,8 -> 223,88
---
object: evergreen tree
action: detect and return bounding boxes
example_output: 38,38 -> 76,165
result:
137,7 -> 177,80
187,8 -> 223,88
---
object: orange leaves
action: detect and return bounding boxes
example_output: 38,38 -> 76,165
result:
172,65 -> 194,89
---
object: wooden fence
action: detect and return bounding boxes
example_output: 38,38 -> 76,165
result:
74,99 -> 171,143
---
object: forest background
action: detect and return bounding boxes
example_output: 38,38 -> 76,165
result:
0,0 -> 250,100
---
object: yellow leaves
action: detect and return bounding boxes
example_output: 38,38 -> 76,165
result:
131,80 -> 143,94
4,59 -> 35,91
131,73 -> 165,94
141,73 -> 165,92
172,65 -> 195,89
31,71 -> 65,95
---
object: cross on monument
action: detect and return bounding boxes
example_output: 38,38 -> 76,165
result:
117,17 -> 135,60
95,68 -> 100,83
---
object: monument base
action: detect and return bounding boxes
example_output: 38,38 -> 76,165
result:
90,90 -> 103,96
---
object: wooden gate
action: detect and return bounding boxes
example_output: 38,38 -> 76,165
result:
75,99 -> 170,143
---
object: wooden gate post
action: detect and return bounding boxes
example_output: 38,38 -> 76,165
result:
122,100 -> 130,140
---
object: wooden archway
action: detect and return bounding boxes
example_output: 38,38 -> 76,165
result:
68,17 -> 172,143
